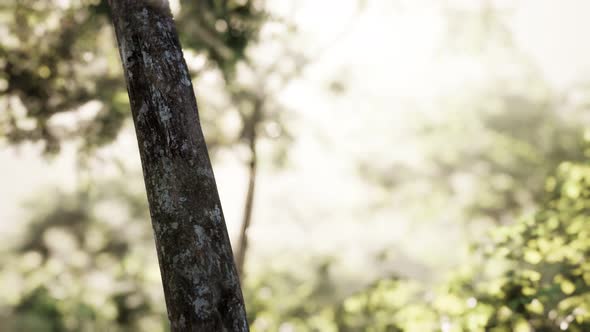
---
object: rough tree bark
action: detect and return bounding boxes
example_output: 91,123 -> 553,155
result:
107,1 -> 249,331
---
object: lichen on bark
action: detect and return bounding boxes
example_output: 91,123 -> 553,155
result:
107,1 -> 249,331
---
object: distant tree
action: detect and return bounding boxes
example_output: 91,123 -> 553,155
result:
107,1 -> 248,330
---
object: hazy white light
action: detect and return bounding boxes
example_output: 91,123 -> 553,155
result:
278,323 -> 295,332
441,317 -> 452,332
184,50 -> 207,72
215,20 -> 228,33
21,251 -> 43,270
78,100 -> 103,121
265,121 -> 282,139
55,0 -> 71,9
43,228 -> 78,255
9,96 -> 27,118
17,118 -> 37,131
220,109 -> 242,139
169,0 -> 181,15
82,51 -> 94,62
47,100 -> 103,136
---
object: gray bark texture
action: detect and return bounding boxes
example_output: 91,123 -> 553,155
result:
107,1 -> 249,331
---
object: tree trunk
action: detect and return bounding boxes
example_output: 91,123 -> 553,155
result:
107,1 -> 249,331
235,135 -> 257,278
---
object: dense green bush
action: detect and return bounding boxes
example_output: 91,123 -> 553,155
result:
327,161 -> 590,332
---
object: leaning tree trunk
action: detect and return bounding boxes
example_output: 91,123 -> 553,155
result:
107,1 -> 248,331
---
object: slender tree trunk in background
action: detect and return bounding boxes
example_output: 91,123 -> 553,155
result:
107,1 -> 248,331
235,136 -> 257,278
234,99 -> 262,279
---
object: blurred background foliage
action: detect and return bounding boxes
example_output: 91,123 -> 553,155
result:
0,0 -> 270,154
2,0 -> 590,331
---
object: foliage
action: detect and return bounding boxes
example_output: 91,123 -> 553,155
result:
197,158 -> 590,331
176,0 -> 267,80
0,177 -> 167,331
360,86 -> 588,226
331,160 -> 590,332
0,0 -> 268,154
0,0 -> 126,153
2,98 -> 589,332
2,1 -> 590,331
